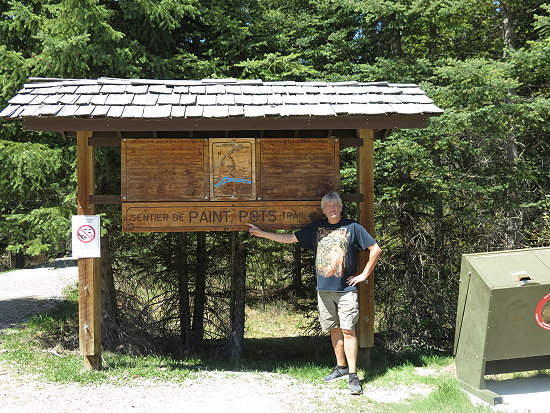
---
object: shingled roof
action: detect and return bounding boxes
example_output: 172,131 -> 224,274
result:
0,78 -> 443,132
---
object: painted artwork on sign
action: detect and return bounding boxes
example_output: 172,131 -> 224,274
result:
210,138 -> 255,200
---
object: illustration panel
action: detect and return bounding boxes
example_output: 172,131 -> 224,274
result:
210,138 -> 256,200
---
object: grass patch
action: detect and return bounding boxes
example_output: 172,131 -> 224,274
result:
387,378 -> 494,413
245,301 -> 308,338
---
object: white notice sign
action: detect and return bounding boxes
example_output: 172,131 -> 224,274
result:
72,215 -> 101,258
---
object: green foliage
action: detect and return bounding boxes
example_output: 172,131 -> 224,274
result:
510,38 -> 550,96
534,4 -> 550,37
236,52 -> 319,81
391,377 -> 494,413
0,139 -> 75,256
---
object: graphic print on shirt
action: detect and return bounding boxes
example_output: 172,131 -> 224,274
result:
315,228 -> 350,278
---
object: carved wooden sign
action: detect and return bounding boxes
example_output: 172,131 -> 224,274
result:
257,138 -> 339,200
210,138 -> 255,200
121,139 -> 208,201
121,137 -> 339,232
122,201 -> 323,232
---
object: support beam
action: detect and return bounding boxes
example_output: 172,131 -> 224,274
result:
356,129 -> 376,354
77,131 -> 102,370
24,114 -> 430,133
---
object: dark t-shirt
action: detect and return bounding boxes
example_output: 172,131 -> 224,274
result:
295,218 -> 376,292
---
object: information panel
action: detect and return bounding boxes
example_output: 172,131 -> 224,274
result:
120,137 -> 340,232
257,138 -> 339,200
121,139 -> 208,201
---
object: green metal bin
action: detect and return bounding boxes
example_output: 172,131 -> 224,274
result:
454,247 -> 550,404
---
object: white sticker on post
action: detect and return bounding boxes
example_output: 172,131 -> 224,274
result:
72,215 -> 101,258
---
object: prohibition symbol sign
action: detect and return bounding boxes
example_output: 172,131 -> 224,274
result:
77,225 -> 96,244
72,215 -> 100,258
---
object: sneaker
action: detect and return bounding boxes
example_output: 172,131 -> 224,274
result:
323,366 -> 349,382
348,373 -> 363,395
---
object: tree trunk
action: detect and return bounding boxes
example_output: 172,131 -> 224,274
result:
177,233 -> 192,356
389,13 -> 403,57
433,152 -> 445,273
390,30 -> 402,57
428,23 -> 438,57
502,1 -> 522,249
502,3 -> 516,58
504,130 -> 522,249
229,232 -> 246,360
398,168 -> 425,330
14,252 -> 24,269
292,243 -> 303,298
192,232 -> 207,346
100,232 -> 117,346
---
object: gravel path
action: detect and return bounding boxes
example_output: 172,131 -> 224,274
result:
0,365 -> 353,413
0,258 -> 78,329
1,258 -> 545,413
0,259 -> 395,413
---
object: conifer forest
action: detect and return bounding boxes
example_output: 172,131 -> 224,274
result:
1,0 -> 549,356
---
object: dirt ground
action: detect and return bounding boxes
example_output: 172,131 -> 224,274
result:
3,259 -> 549,413
0,259 -> 436,413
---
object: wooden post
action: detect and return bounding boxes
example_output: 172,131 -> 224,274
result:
229,232 -> 247,360
77,131 -> 102,370
356,129 -> 376,366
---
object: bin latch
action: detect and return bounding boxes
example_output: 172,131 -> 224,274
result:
513,271 -> 532,285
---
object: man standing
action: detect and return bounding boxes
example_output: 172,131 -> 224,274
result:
247,192 -> 382,395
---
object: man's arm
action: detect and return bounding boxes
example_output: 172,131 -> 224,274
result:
347,243 -> 382,286
247,223 -> 298,244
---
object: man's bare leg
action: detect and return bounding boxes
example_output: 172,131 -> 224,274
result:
342,328 -> 358,373
330,328 -> 347,367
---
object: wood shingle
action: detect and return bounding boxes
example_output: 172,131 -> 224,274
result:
1,77 -> 443,132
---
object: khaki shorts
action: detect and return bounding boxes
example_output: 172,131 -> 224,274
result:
317,290 -> 359,332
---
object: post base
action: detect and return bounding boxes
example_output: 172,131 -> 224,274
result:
358,347 -> 371,370
458,379 -> 503,405
82,354 -> 102,371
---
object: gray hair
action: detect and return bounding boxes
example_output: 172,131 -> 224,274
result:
321,192 -> 343,209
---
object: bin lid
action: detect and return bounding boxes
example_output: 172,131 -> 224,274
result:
463,247 -> 550,289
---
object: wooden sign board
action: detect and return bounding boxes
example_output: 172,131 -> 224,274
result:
122,138 -> 339,203
121,139 -> 208,201
257,138 -> 339,200
210,138 -> 255,200
122,201 -> 324,232
121,137 -> 339,232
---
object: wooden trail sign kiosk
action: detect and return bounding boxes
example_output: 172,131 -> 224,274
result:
120,137 -> 339,231
1,78 -> 442,369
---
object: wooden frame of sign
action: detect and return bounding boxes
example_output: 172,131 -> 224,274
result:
121,137 -> 339,231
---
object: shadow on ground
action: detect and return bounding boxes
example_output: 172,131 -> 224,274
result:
156,335 -> 447,382
0,297 -> 69,330
30,258 -> 77,270
486,374 -> 550,395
